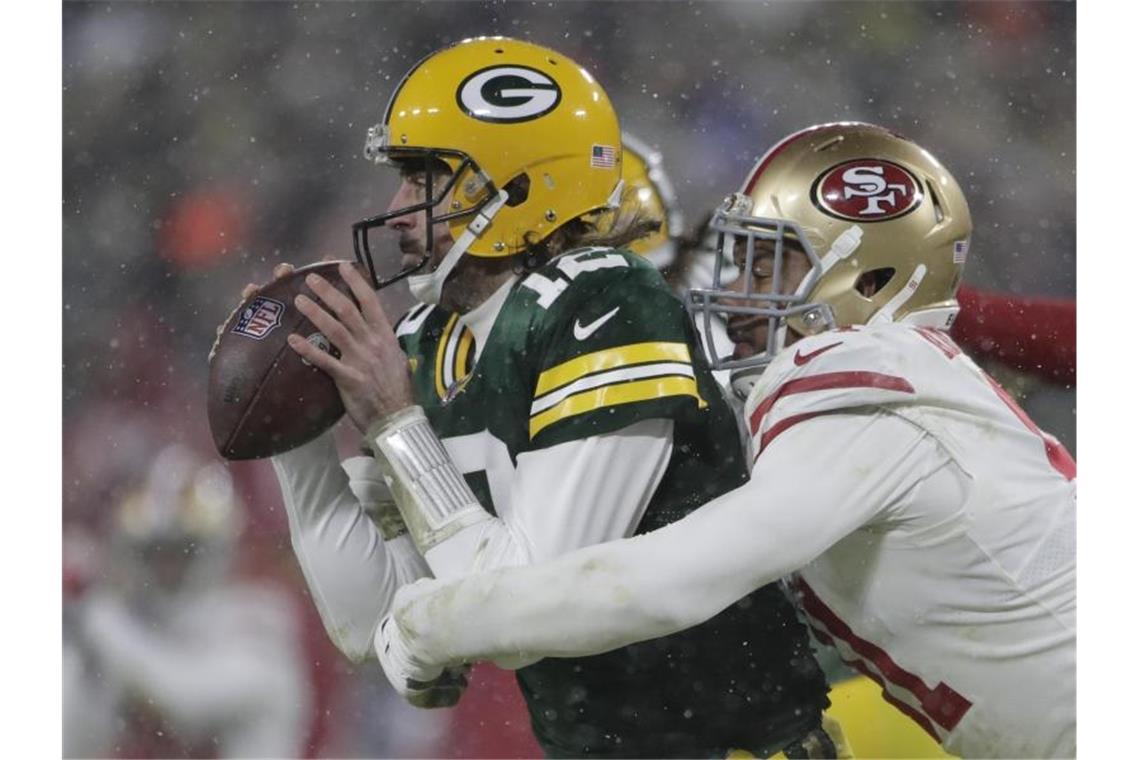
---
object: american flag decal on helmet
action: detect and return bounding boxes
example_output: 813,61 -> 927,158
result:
953,239 -> 969,264
590,144 -> 617,168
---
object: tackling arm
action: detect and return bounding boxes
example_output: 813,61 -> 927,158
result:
386,412 -> 924,669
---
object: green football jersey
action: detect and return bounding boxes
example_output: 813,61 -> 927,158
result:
395,248 -> 827,757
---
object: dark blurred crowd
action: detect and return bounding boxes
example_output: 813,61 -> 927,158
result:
61,3 -> 1075,757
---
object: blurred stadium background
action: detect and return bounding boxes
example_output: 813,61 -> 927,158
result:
62,2 -> 1075,757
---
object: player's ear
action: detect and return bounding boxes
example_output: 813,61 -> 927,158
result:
856,268 -> 897,298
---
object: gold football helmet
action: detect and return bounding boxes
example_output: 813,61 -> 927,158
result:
354,36 -> 624,303
690,121 -> 972,373
616,132 -> 685,267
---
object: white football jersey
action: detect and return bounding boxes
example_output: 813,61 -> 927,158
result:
746,323 -> 1075,758
385,322 -> 1076,759
73,582 -> 312,758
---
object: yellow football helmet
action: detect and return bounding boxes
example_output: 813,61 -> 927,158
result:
616,132 -> 685,268
354,36 -> 624,303
690,121 -> 972,374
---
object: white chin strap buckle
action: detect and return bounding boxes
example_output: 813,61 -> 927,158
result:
606,179 -> 625,209
407,189 -> 509,305
869,264 -> 927,325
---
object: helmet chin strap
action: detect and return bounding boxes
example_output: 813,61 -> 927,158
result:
407,189 -> 509,305
900,304 -> 961,330
817,226 -> 863,273
606,179 -> 625,209
868,264 -> 927,325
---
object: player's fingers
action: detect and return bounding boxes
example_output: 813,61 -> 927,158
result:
304,273 -> 369,335
241,282 -> 259,300
273,262 -> 295,280
286,333 -> 345,377
340,260 -> 393,333
294,293 -> 359,355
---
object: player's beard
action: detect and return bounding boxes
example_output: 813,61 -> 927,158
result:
399,244 -> 424,273
399,228 -> 452,275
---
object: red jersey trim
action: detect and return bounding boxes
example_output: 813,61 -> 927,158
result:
756,411 -> 825,459
980,372 -> 1077,481
913,326 -> 962,360
749,370 -> 916,442
809,622 -> 941,741
792,577 -> 973,735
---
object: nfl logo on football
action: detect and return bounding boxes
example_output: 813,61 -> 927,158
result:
232,296 -> 285,340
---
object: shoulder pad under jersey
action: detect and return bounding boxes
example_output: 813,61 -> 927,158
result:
744,325 -> 923,456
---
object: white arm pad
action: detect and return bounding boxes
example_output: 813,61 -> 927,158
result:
366,406 -> 491,552
394,412 -> 919,667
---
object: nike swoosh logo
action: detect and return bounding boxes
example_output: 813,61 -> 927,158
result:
573,306 -> 621,341
793,341 -> 842,366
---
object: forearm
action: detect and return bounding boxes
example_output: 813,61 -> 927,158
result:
396,414 -> 906,667
272,432 -> 427,660
396,495 -> 778,666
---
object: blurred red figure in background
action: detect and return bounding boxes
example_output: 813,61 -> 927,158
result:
953,285 -> 1075,387
159,186 -> 250,271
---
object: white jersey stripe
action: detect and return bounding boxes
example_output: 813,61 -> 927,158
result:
530,362 -> 695,416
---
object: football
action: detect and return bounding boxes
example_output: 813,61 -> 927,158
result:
207,261 -> 358,460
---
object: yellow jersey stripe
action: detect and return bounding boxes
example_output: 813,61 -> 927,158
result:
529,375 -> 702,438
530,362 -> 695,416
434,313 -> 459,399
535,342 -> 692,397
455,326 -> 474,382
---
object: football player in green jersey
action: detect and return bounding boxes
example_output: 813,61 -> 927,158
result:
268,37 -> 831,757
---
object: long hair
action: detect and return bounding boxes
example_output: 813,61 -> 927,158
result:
517,185 -> 662,272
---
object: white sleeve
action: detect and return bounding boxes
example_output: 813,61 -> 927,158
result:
271,432 -> 429,661
397,411 -> 930,665
422,417 -> 673,578
80,594 -> 305,756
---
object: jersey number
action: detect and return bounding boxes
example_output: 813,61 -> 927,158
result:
521,249 -> 629,309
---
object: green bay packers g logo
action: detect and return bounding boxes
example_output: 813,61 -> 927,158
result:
457,65 -> 561,123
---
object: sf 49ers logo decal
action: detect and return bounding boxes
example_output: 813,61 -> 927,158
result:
813,159 -> 923,222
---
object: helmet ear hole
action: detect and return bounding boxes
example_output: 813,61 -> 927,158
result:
504,173 -> 531,207
857,267 -> 896,297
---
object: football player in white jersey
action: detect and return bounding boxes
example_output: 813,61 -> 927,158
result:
63,445 -> 312,758
375,122 -> 1077,759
